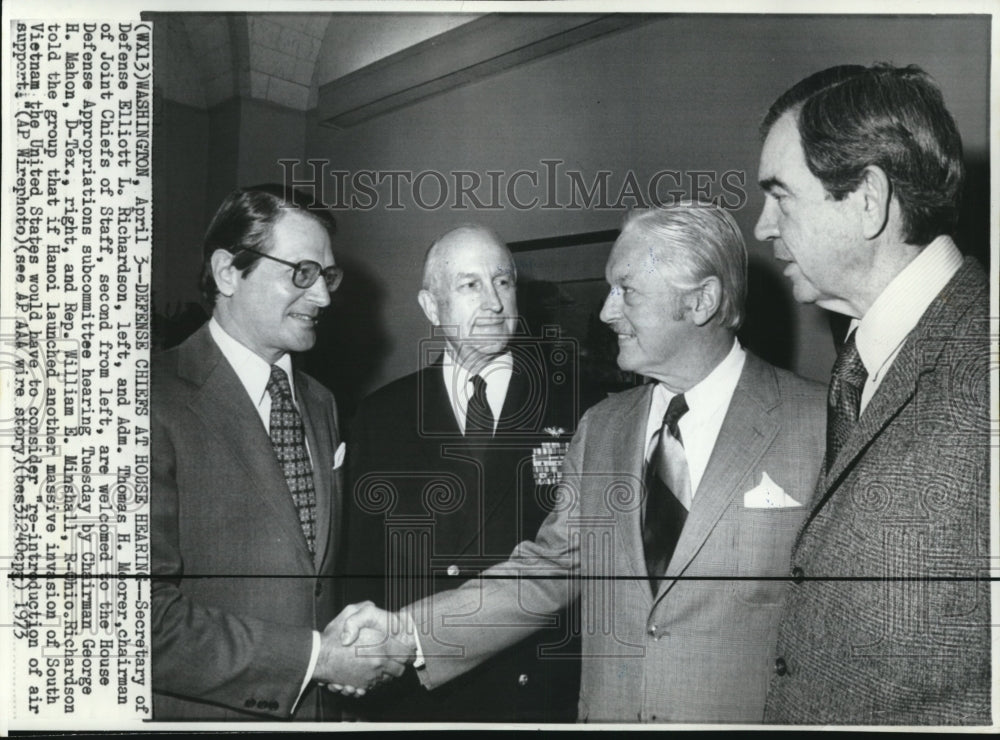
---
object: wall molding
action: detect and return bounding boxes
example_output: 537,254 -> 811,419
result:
318,13 -> 650,129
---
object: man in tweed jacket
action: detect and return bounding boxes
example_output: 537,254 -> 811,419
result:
754,64 -> 991,724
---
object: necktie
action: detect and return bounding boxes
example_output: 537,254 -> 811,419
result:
642,393 -> 692,596
266,365 -> 317,553
465,374 -> 494,436
826,331 -> 868,469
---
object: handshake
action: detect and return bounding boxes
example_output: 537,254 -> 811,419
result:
312,601 -> 417,696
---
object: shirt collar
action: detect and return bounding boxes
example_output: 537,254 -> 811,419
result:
852,236 -> 963,378
655,337 -> 746,416
442,348 -> 513,389
209,317 -> 296,407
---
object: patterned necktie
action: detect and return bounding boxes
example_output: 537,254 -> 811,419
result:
642,393 -> 692,596
826,331 -> 868,470
465,374 -> 494,436
266,365 -> 317,553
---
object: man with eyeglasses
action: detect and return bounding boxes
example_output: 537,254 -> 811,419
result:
151,185 -> 411,721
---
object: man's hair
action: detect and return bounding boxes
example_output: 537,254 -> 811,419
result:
199,184 -> 337,305
420,223 -> 515,295
622,202 -> 747,330
761,63 -> 964,246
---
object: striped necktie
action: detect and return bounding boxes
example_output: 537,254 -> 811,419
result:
642,393 -> 692,595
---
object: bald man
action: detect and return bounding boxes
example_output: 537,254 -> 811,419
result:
343,224 -> 581,722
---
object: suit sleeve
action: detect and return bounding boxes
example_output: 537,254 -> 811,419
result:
342,401 -> 390,608
413,410 -> 590,690
150,401 -> 313,717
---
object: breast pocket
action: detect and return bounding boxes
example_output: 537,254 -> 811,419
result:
733,507 -> 807,606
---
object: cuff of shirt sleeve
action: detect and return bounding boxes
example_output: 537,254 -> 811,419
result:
292,630 -> 321,711
412,627 -> 426,669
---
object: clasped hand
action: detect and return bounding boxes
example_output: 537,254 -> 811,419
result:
312,601 -> 416,697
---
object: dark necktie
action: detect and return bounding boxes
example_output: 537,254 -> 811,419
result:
826,331 -> 868,469
266,365 -> 317,553
642,393 -> 692,596
465,374 -> 494,436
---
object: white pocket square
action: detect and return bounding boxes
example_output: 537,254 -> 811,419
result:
333,442 -> 346,470
743,472 -> 802,508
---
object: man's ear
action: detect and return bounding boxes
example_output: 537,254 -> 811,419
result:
418,289 -> 440,326
688,276 -> 722,327
856,165 -> 892,240
211,249 -> 240,298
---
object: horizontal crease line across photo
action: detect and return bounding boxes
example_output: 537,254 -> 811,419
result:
5,573 -> 995,582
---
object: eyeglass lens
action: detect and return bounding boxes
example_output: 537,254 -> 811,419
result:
292,261 -> 342,292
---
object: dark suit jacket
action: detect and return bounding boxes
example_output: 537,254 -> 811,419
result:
413,351 -> 827,722
344,344 -> 582,722
765,258 -> 992,724
151,323 -> 344,721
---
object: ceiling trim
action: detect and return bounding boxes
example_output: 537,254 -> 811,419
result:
317,13 -> 651,129
508,228 -> 620,254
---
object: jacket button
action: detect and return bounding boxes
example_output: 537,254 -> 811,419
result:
446,565 -> 460,576
648,625 -> 657,636
775,657 -> 788,676
269,700 -> 279,710
790,566 -> 805,584
244,698 -> 255,708
517,673 -> 529,686
257,699 -> 269,709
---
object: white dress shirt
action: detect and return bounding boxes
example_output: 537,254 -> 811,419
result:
209,318 -> 302,432
208,317 -> 320,704
440,350 -> 514,435
643,339 -> 746,499
851,236 -> 963,414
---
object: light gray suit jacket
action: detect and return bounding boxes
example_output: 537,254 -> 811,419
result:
414,352 -> 825,722
151,323 -> 344,720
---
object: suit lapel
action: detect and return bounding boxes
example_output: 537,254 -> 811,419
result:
452,353 -> 535,557
297,372 -> 339,571
415,364 -> 481,555
657,354 -> 779,601
448,345 -> 579,557
419,362 -> 462,436
496,344 -> 544,434
795,361 -> 916,552
804,260 -> 983,539
479,352 -> 535,531
610,385 -> 655,586
817,345 -> 918,492
179,326 -> 314,567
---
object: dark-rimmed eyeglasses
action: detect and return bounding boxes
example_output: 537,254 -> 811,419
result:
239,247 -> 343,292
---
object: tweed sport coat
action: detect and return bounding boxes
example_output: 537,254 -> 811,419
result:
151,323 -> 344,721
344,343 -> 581,722
764,258 -> 991,725
412,351 -> 826,723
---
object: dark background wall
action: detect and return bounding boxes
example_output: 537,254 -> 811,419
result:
151,13 -> 991,416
